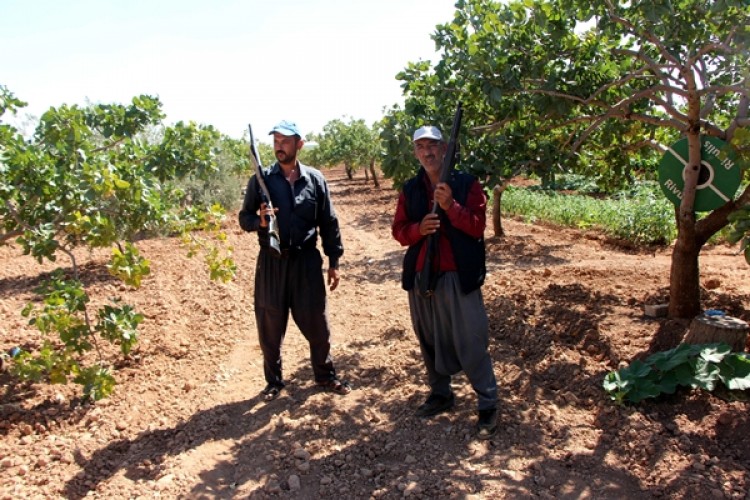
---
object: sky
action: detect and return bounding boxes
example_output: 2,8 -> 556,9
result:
1,0 -> 458,141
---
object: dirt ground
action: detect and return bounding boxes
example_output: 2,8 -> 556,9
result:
1,166 -> 750,500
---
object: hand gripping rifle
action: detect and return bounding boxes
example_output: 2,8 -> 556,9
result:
248,124 -> 282,256
418,102 -> 463,297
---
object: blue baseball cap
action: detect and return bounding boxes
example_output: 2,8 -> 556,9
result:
269,120 -> 302,137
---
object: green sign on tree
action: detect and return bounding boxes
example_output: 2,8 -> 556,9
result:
658,137 -> 741,212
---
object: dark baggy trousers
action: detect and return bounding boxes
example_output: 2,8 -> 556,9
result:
408,272 -> 498,411
254,246 -> 337,387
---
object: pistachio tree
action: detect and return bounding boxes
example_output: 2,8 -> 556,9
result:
308,117 -> 381,187
0,86 -> 236,399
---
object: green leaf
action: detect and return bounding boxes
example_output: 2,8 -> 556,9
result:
718,354 -> 750,390
649,343 -> 701,371
699,343 -> 732,363
690,358 -> 721,391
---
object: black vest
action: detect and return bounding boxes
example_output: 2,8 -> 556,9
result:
401,168 -> 486,294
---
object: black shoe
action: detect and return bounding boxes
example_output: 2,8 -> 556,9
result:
261,384 -> 284,401
316,378 -> 352,396
477,408 -> 498,439
415,393 -> 455,418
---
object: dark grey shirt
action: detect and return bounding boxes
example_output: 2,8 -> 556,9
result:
238,161 -> 343,269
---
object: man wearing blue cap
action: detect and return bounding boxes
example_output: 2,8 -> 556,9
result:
392,125 -> 498,439
239,120 -> 350,400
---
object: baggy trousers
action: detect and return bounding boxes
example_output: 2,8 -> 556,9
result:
408,272 -> 498,411
254,246 -> 337,387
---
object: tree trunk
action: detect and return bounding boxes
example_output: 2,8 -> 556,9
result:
369,159 -> 380,188
344,162 -> 354,180
668,121 -> 703,319
492,185 -> 505,237
668,234 -> 702,318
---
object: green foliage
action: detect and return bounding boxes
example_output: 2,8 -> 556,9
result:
309,117 -> 380,179
503,183 -> 677,245
108,243 -> 151,288
378,106 -> 422,188
173,134 -> 248,212
605,183 -> 678,244
603,343 -> 750,405
727,204 -> 750,264
178,204 -> 236,283
73,366 -> 116,402
540,173 -> 603,194
1,87 -> 237,400
96,301 -> 143,356
15,271 -> 142,401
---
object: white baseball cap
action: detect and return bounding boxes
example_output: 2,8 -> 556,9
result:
412,125 -> 443,142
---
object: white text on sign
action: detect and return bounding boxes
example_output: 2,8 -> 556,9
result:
703,139 -> 735,170
664,179 -> 683,200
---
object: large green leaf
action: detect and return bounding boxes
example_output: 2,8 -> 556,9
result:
718,354 -> 750,390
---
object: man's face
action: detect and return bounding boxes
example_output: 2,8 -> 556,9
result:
273,133 -> 303,164
413,139 -> 447,174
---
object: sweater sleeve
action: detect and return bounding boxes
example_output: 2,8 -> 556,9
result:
444,180 -> 486,238
392,191 -> 424,246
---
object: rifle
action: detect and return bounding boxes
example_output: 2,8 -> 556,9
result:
419,102 -> 463,297
248,124 -> 282,256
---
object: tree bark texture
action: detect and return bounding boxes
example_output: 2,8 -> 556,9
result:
683,314 -> 749,352
492,185 -> 505,237
368,159 -> 380,188
668,237 -> 702,318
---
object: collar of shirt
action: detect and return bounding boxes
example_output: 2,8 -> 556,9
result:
269,162 -> 311,181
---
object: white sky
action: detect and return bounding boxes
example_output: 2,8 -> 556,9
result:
1,0 -> 458,141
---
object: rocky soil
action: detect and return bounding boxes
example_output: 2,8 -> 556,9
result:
1,166 -> 749,499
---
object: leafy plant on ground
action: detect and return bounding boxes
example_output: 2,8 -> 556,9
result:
16,270 -> 143,401
603,343 -> 750,405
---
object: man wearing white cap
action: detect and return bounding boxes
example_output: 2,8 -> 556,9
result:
392,125 -> 498,439
239,120 -> 350,400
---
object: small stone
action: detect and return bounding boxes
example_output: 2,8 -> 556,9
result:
644,304 -> 669,318
266,480 -> 281,493
296,461 -> 310,472
704,278 -> 721,290
717,413 -> 732,425
288,474 -> 301,490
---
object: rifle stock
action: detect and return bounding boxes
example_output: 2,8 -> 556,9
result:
418,102 -> 463,297
248,124 -> 282,256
